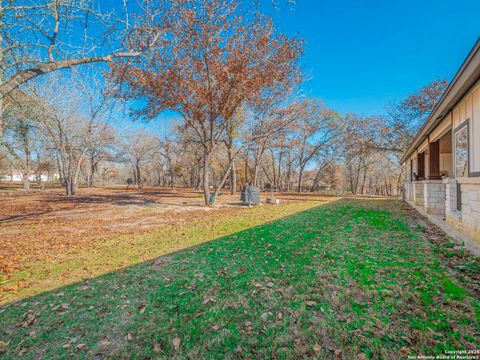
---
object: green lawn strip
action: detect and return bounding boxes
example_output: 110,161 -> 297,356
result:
0,201 -> 324,305
0,199 -> 478,359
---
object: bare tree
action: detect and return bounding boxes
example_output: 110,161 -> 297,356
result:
21,72 -> 115,195
0,0 -> 170,139
0,0 -> 166,97
1,92 -> 38,189
289,99 -> 339,193
374,80 -> 448,157
119,130 -> 160,189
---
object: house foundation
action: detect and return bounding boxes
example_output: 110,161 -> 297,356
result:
423,180 -> 445,215
413,182 -> 424,206
458,178 -> 480,242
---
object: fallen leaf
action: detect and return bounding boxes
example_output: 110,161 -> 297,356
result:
400,347 -> 410,355
75,343 -> 87,350
313,344 -> 321,353
305,300 -> 317,306
21,314 -> 35,327
172,337 -> 181,350
138,304 -> 147,314
61,344 -> 71,349
211,324 -> 220,331
153,342 -> 162,354
202,297 -> 216,305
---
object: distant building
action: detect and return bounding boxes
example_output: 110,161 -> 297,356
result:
0,170 -> 59,183
401,38 -> 480,243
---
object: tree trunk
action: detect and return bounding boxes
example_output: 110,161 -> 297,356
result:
213,155 -> 237,200
65,175 -> 77,196
252,164 -> 259,187
277,147 -> 283,191
286,164 -> 291,192
202,153 -> 210,206
136,161 -> 143,189
87,155 -> 96,188
360,167 -> 367,194
297,165 -> 305,193
270,150 -> 276,190
310,166 -> 324,193
22,142 -> 31,191
230,161 -> 237,195
22,172 -> 30,191
252,146 -> 265,187
244,151 -> 249,184
227,145 -> 237,195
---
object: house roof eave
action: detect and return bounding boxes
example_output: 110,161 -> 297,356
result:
400,37 -> 480,164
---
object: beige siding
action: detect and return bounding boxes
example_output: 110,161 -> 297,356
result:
430,114 -> 451,141
452,81 -> 480,174
440,153 -> 453,176
472,86 -> 480,173
418,138 -> 429,153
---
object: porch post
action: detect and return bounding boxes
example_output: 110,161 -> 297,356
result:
417,153 -> 425,179
428,140 -> 441,180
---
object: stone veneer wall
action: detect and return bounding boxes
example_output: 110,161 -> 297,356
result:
405,182 -> 414,202
413,182 -> 424,206
458,178 -> 480,242
444,178 -> 458,216
423,180 -> 445,215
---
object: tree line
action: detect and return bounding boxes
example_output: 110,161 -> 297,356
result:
0,0 -> 447,205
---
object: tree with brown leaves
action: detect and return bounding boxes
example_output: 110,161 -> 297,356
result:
110,0 -> 303,205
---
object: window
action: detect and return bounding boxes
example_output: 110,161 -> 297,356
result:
455,123 -> 469,177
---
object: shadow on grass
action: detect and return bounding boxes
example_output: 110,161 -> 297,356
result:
1,199 -> 341,304
0,198 -> 478,359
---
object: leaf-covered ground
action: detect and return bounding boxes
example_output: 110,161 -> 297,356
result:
1,199 -> 479,359
0,188 -> 329,304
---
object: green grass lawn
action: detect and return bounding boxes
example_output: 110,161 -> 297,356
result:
1,199 -> 479,359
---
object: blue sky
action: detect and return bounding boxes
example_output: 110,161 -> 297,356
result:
265,0 -> 480,115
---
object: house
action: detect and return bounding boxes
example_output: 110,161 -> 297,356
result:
401,37 -> 480,243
